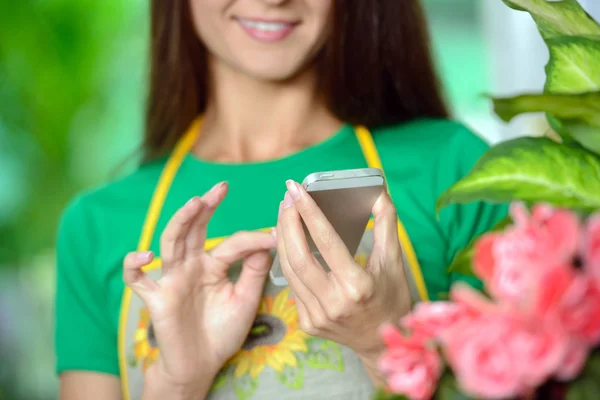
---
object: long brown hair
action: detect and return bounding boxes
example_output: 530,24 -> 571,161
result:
144,0 -> 449,161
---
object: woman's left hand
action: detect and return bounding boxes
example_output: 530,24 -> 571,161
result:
275,180 -> 412,365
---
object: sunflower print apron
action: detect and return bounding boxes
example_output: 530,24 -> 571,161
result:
118,117 -> 430,400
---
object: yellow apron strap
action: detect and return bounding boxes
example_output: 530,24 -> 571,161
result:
354,125 -> 430,301
137,116 -> 203,252
119,116 -> 202,400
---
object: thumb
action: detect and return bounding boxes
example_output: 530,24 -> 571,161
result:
123,251 -> 159,303
234,250 -> 271,303
371,189 -> 401,265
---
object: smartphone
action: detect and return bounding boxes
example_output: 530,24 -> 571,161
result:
269,167 -> 385,286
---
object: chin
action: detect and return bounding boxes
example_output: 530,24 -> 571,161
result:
234,56 -> 313,83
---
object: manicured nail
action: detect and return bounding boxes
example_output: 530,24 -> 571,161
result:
283,192 -> 293,209
270,227 -> 277,240
136,251 -> 153,262
286,180 -> 301,201
278,201 -> 283,219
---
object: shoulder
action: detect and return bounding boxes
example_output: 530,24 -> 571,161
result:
58,157 -> 167,237
373,118 -> 490,179
373,117 -> 490,156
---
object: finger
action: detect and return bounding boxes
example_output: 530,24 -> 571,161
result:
123,251 -> 159,302
371,188 -> 402,267
284,180 -> 360,279
186,181 -> 229,255
208,231 -> 276,276
160,196 -> 204,271
235,250 -> 271,303
279,193 -> 329,296
293,295 -> 318,336
277,201 -> 327,313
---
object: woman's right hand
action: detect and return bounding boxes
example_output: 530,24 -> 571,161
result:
123,182 -> 276,394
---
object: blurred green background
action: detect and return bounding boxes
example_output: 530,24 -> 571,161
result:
0,0 -> 502,398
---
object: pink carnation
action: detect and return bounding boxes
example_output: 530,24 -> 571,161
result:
443,312 -> 567,399
443,314 -> 525,399
555,340 -> 589,381
554,274 -> 600,345
378,324 -> 442,400
473,203 -> 580,306
583,214 -> 600,284
401,301 -> 470,339
534,266 -> 600,346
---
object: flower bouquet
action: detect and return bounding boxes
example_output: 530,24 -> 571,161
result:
375,0 -> 600,398
376,203 -> 600,400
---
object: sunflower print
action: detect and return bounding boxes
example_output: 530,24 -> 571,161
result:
226,287 -> 309,379
131,308 -> 159,371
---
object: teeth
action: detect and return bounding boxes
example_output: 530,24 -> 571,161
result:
239,19 -> 289,31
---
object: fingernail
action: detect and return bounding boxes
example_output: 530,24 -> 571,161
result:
278,201 -> 283,219
136,251 -> 153,262
286,180 -> 301,201
270,227 -> 277,240
283,192 -> 293,209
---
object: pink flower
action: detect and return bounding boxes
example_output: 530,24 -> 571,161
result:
557,274 -> 600,345
400,301 -> 470,339
555,340 -> 589,381
506,319 -> 568,387
583,214 -> 600,283
473,203 -> 580,306
535,267 -> 600,346
378,324 -> 442,400
443,314 -> 525,399
449,282 -> 502,316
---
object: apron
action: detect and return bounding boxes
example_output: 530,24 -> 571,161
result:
118,116 -> 430,400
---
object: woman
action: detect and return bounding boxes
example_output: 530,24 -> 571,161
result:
55,0 -> 507,399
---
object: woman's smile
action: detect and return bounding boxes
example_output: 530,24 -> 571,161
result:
235,17 -> 300,43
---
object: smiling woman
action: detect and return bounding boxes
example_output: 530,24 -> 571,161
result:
54,0 -> 507,400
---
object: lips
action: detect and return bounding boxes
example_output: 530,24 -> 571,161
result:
236,17 -> 299,43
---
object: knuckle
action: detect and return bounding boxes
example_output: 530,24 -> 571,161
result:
280,212 -> 298,226
294,197 -> 312,214
299,318 -> 317,335
289,252 -> 312,274
325,302 -> 351,323
123,252 -> 136,267
346,276 -> 375,304
310,311 -> 329,330
384,200 -> 397,218
316,228 -> 334,251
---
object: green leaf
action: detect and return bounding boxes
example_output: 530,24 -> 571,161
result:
372,388 -> 410,400
546,36 -> 600,94
232,373 -> 258,400
436,370 -> 475,400
436,137 -> 600,212
305,339 -> 344,371
564,123 -> 600,155
447,217 -> 512,276
586,351 -> 600,376
210,372 -> 228,392
567,352 -> 600,400
501,0 -> 600,39
491,92 -> 600,154
277,357 -> 305,389
491,92 -> 600,126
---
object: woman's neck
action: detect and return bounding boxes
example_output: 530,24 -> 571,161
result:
194,60 -> 343,163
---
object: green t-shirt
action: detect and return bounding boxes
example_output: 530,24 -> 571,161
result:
55,118 -> 507,397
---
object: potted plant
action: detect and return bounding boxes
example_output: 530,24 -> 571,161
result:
375,1 -> 600,399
